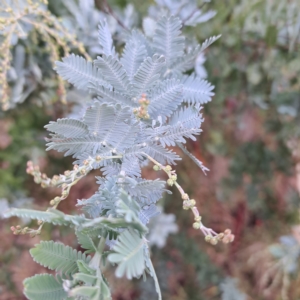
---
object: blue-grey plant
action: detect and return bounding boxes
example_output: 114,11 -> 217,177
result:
5,15 -> 234,300
0,0 -> 89,110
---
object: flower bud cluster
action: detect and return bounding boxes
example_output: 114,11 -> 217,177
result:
26,158 -> 94,209
183,199 -> 196,210
204,229 -> 235,245
153,165 -> 161,171
10,225 -> 40,237
144,154 -> 235,247
133,94 -> 150,119
26,161 -> 52,188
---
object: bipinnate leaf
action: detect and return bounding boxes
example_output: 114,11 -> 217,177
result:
153,15 -> 185,67
30,241 -> 91,275
76,260 -> 96,275
199,35 -> 221,52
182,75 -> 215,104
45,118 -> 89,138
143,144 -> 181,165
94,55 -> 129,93
108,229 -> 145,279
121,34 -> 148,81
148,79 -> 183,119
131,54 -> 166,96
4,208 -> 87,226
98,19 -> 115,57
76,230 -> 97,254
23,274 -> 67,300
55,54 -> 109,90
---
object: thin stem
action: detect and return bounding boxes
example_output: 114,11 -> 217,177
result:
182,2 -> 207,26
148,256 -> 162,300
89,236 -> 107,270
141,152 -> 234,245
102,0 -> 130,32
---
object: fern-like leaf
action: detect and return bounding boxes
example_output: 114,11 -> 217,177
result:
148,79 -> 183,119
199,35 -> 221,52
30,241 -> 91,275
139,204 -> 160,224
131,54 -> 166,96
94,55 -> 129,93
143,144 -> 181,165
23,274 -> 67,300
45,119 -> 89,138
55,54 -> 109,90
152,16 -> 185,68
125,179 -> 166,205
182,75 -> 215,104
98,19 -> 115,57
76,230 -> 98,254
83,102 -> 116,135
121,34 -> 148,81
169,45 -> 200,75
153,106 -> 203,146
46,136 -> 102,157
108,229 -> 145,279
92,85 -> 135,108
4,208 -> 86,226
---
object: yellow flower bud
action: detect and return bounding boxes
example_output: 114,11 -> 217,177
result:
194,216 -> 201,222
167,179 -> 174,186
182,193 -> 188,200
193,222 -> 200,229
205,235 -> 212,242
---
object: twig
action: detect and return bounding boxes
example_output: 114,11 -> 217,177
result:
182,2 -> 207,26
102,0 -> 130,32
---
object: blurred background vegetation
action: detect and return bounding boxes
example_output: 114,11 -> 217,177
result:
1,0 -> 300,299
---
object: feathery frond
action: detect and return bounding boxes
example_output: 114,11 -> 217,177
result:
94,55 -> 130,93
144,144 -> 181,165
152,16 -> 185,68
30,241 -> 91,275
83,102 -> 116,135
148,79 -> 183,119
92,86 -> 135,108
108,229 -> 145,279
182,75 -> 215,104
24,274 -> 66,300
55,54 -> 108,90
169,45 -> 200,75
131,54 -> 166,96
76,230 -> 98,254
98,19 -> 115,57
121,34 -> 148,81
45,119 -> 89,138
139,204 -> 160,224
199,35 -> 221,52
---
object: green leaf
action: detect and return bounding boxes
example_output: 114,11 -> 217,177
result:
4,208 -> 87,227
70,286 -> 99,298
23,274 -> 67,300
30,241 -> 91,275
76,230 -> 97,254
76,260 -> 96,275
116,192 -> 141,223
82,216 -> 147,235
73,273 -> 97,285
108,229 -> 146,279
